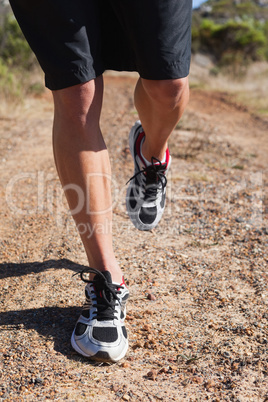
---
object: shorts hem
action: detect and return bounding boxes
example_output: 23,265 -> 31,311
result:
137,58 -> 191,81
44,59 -> 191,90
103,58 -> 191,81
45,65 -> 105,91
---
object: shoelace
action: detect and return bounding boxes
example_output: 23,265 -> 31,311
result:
127,157 -> 167,200
74,267 -> 123,321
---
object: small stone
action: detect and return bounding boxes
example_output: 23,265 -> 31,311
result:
193,376 -> 203,384
122,393 -> 130,401
232,362 -> 239,370
111,384 -> 119,392
132,341 -> 144,350
34,377 -> 43,385
147,293 -> 157,301
158,367 -> 169,374
147,369 -> 158,381
205,379 -> 215,389
142,324 -> 151,331
121,362 -> 130,368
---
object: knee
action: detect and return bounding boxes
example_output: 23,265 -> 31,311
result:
53,79 -> 103,128
141,76 -> 189,110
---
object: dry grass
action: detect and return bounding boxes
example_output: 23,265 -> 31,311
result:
0,65 -> 45,119
190,59 -> 268,119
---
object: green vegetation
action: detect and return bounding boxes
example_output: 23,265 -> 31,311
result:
192,0 -> 268,68
0,9 -> 43,102
0,58 -> 23,102
0,13 -> 35,69
195,18 -> 267,63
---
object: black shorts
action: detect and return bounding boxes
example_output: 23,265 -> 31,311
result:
9,0 -> 192,90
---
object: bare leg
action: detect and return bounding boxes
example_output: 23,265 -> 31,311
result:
52,77 -> 122,282
134,77 -> 189,161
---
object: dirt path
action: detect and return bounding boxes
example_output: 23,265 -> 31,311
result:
0,74 -> 267,401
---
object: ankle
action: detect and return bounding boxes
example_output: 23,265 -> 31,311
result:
141,138 -> 167,163
107,266 -> 124,284
88,263 -> 123,284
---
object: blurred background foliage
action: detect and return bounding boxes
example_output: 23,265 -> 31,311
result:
0,13 -> 35,69
192,0 -> 268,68
0,1 -> 43,99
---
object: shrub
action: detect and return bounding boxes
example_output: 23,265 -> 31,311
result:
0,10 -> 43,103
0,57 -> 23,102
194,17 -> 268,65
0,12 -> 35,69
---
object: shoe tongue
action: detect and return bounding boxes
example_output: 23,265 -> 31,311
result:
94,271 -> 117,304
100,270 -> 113,283
99,271 -> 123,286
92,270 -> 112,286
93,270 -> 111,292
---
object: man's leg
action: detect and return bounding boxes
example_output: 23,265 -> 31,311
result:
53,77 -> 129,362
52,76 -> 122,282
134,76 -> 189,162
126,76 -> 189,231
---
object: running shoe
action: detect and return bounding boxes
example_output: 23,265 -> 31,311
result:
126,121 -> 171,231
71,267 -> 129,362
